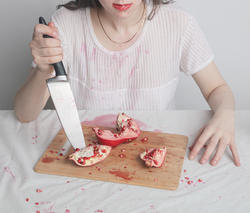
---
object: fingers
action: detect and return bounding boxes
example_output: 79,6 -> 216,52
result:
210,137 -> 228,166
34,55 -> 63,65
189,126 -> 213,160
229,143 -> 241,167
33,24 -> 58,39
200,135 -> 220,164
32,47 -> 63,57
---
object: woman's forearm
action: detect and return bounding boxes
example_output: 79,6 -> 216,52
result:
14,68 -> 51,123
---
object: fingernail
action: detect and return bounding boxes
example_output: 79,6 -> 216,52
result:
189,155 -> 194,160
212,160 -> 217,165
53,31 -> 57,36
201,160 -> 206,164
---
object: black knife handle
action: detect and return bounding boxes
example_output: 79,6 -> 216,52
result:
39,16 -> 66,76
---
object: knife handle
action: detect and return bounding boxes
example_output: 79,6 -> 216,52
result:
39,16 -> 66,76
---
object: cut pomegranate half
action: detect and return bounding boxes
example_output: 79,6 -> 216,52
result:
140,147 -> 167,168
68,144 -> 112,167
93,113 -> 140,147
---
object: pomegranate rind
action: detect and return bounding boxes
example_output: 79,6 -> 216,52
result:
68,145 -> 111,167
93,113 -> 140,147
140,147 -> 167,168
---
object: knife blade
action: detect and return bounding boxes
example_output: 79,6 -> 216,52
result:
39,16 -> 85,149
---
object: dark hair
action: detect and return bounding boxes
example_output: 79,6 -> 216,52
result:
57,0 -> 174,20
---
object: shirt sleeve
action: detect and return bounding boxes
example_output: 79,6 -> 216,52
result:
180,15 -> 214,75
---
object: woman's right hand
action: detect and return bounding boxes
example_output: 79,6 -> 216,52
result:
29,22 -> 63,74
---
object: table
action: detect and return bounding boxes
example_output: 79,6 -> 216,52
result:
0,110 -> 250,213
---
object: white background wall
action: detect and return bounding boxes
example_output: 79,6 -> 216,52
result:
0,0 -> 249,110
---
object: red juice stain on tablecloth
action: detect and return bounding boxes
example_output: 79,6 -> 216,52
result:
3,166 -> 16,180
82,114 -> 117,127
153,129 -> 163,133
42,157 -> 55,163
82,114 -> 149,130
95,210 -> 103,213
109,169 -> 133,180
36,189 -> 42,193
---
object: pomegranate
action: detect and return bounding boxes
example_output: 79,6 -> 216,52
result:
68,144 -> 111,167
93,113 -> 140,147
140,147 -> 167,168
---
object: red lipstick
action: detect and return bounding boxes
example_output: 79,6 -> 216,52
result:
112,3 -> 133,11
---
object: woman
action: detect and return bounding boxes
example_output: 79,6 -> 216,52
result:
14,0 -> 240,167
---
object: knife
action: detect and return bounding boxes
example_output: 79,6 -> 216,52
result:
39,16 -> 85,149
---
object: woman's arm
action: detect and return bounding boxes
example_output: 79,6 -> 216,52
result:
14,68 -> 51,123
189,61 -> 240,166
14,22 -> 62,123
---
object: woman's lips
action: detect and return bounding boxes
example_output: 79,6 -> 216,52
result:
112,3 -> 133,11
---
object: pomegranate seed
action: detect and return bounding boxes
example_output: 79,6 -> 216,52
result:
98,129 -> 103,135
141,137 -> 148,142
184,169 -> 187,173
101,149 -> 106,153
36,189 -> 42,193
25,198 -> 29,202
119,154 -> 126,158
198,179 -> 203,182
185,177 -> 189,180
35,202 -> 39,205
59,153 -> 63,156
187,181 -> 192,185
75,148 -> 80,152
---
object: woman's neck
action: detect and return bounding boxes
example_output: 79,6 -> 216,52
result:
98,1 -> 145,33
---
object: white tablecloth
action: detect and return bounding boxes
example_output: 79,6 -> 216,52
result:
0,110 -> 250,213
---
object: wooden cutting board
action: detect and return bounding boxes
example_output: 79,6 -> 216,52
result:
34,124 -> 188,190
